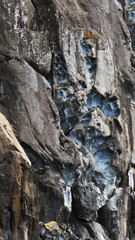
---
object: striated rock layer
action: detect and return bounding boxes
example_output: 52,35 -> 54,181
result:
0,0 -> 135,239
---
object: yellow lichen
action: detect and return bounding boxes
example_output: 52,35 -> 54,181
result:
45,221 -> 59,231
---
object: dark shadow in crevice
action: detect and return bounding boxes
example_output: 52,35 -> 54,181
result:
46,68 -> 54,89
21,142 -> 44,169
8,207 -> 14,234
24,59 -> 47,77
114,119 -> 123,134
96,206 -> 112,238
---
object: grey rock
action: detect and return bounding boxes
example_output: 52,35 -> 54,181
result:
0,0 -> 135,239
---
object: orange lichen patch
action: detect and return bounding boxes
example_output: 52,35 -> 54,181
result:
84,29 -> 99,43
84,29 -> 91,38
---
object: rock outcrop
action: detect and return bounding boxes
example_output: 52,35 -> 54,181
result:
0,0 -> 135,239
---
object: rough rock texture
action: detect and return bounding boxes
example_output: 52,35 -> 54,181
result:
0,0 -> 135,239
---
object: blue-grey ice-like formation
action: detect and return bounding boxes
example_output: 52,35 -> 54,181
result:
85,88 -> 120,118
54,57 -> 67,83
127,1 -> 135,23
69,124 -> 116,202
128,0 -> 135,4
53,37 -> 121,214
81,40 -> 96,85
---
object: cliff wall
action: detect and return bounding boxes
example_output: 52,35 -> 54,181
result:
0,0 -> 135,239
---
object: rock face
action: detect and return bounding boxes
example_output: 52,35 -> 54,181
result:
0,0 -> 135,239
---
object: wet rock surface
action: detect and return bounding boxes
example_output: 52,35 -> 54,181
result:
0,0 -> 135,239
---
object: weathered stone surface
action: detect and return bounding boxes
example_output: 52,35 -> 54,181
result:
98,188 -> 130,240
0,0 -> 135,239
0,112 -> 31,240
